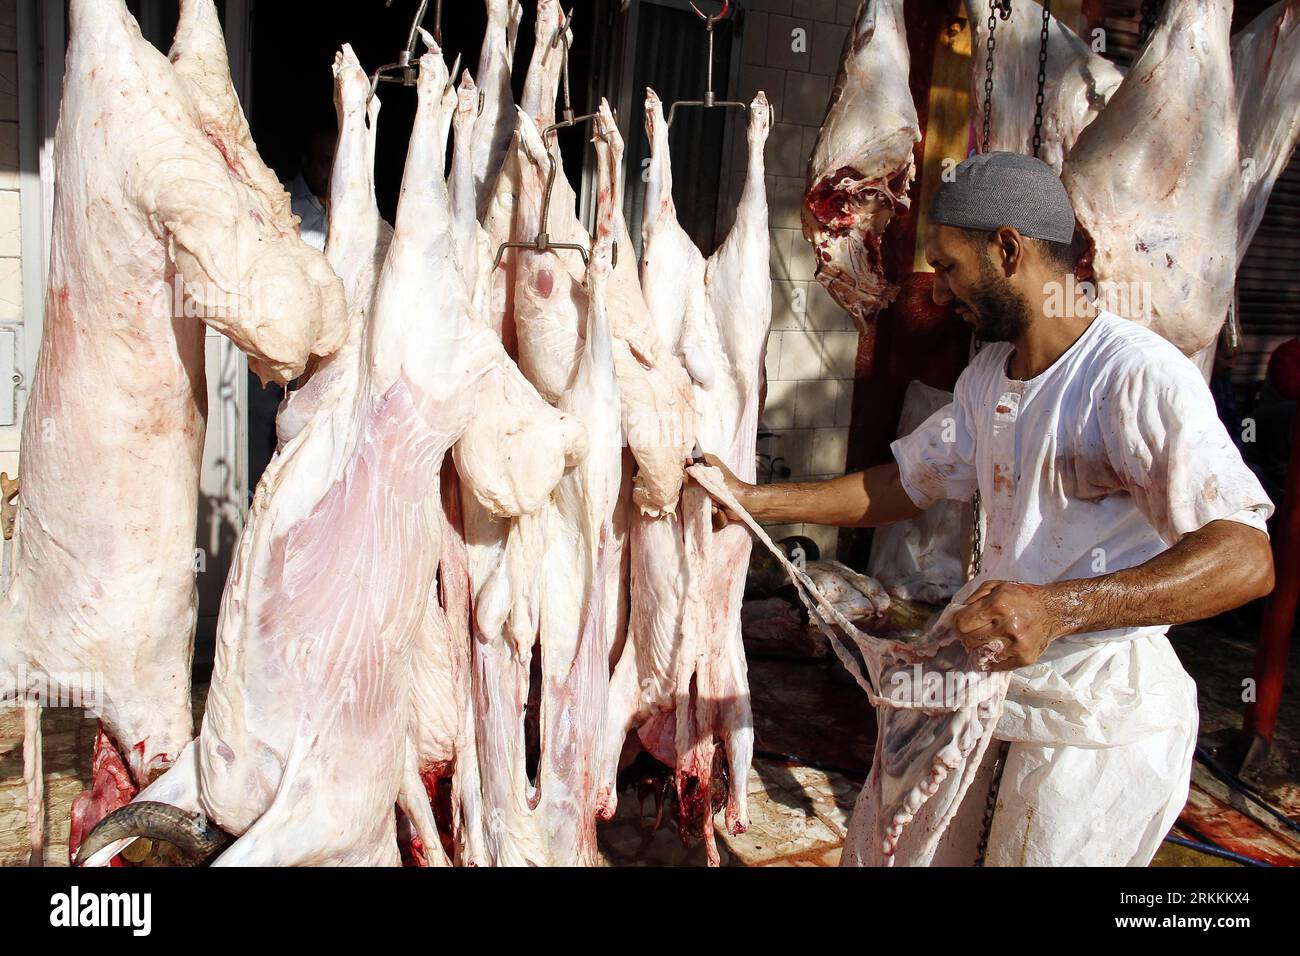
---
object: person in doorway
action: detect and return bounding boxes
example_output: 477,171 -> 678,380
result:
698,152 -> 1275,866
284,123 -> 336,252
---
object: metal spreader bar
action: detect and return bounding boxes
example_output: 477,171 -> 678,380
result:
494,8 -> 602,269
369,0 -> 463,103
666,1 -> 750,128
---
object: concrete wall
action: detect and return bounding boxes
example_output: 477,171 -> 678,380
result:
0,0 -> 18,477
726,0 -> 862,559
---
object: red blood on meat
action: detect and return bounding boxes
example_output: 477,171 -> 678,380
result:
805,167 -> 869,233
68,725 -> 138,866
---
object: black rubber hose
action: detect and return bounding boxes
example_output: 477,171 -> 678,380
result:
1194,744 -> 1300,835
1163,833 -> 1273,868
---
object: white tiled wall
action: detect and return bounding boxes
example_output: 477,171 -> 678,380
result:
0,0 -> 19,476
730,0 -> 862,559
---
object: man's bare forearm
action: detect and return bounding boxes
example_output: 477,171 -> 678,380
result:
738,462 -> 922,528
1039,519 -> 1275,638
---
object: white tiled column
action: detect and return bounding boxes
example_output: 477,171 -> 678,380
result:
734,0 -> 858,559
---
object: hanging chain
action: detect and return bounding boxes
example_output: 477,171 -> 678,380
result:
980,1 -> 1012,152
1031,1 -> 1050,158
1139,0 -> 1158,46
969,331 -> 984,576
975,741 -> 1010,865
972,2 -> 1014,574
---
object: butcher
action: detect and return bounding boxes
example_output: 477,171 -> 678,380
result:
701,151 -> 1276,866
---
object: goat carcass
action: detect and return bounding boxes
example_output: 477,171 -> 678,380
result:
966,0 -> 1122,174
532,234 -> 624,865
1233,0 -> 1300,264
277,45 -> 393,451
598,88 -> 770,865
802,0 -> 919,330
0,0 -> 345,858
472,0 -> 524,218
1060,0 -> 1239,357
78,41 -> 584,868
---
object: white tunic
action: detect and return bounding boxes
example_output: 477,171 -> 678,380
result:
883,311 -> 1273,865
287,173 -> 327,252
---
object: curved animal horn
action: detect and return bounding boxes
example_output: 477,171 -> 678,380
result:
73,802 -> 230,866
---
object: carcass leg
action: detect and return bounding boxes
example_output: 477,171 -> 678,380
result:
399,747 -> 451,867
24,701 -> 43,866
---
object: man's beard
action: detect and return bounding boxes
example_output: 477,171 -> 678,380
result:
963,252 -> 1031,342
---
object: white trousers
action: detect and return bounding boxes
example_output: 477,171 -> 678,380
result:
844,632 -> 1199,866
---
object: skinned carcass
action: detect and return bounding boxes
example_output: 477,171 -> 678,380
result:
966,0 -> 1123,174
471,0 -> 524,218
277,45 -> 393,451
448,71 -> 492,319
461,89 -> 692,864
1233,0 -> 1300,264
533,234 -> 624,865
0,0 -> 346,859
802,0 -> 920,331
689,466 -> 1010,868
77,41 -> 585,868
1060,0 -> 1239,357
450,0 -> 582,865
597,87 -> 770,866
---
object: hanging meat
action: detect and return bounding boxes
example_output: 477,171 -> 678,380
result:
1,0 -> 346,860
802,0 -> 920,331
1232,0 -> 1300,265
966,0 -> 1123,174
77,39 -> 585,868
1060,0 -> 1239,357
471,0 -> 524,218
277,45 -> 394,451
531,232 -> 624,865
597,87 -> 771,866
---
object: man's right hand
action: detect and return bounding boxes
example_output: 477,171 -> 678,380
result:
691,452 -> 752,529
686,458 -> 919,531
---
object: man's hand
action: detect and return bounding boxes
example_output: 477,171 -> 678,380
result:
689,453 -> 752,530
953,580 -> 1070,671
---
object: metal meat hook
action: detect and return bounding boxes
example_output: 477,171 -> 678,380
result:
688,0 -> 729,27
492,8 -> 598,269
666,0 -> 749,128
369,0 -> 453,101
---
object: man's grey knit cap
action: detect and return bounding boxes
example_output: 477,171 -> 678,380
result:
929,151 -> 1077,244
